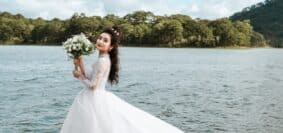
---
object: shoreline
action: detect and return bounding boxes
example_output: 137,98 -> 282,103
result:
0,43 -> 275,49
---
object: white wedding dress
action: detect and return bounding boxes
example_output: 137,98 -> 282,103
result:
60,53 -> 184,133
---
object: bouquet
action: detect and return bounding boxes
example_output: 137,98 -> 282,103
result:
62,33 -> 95,59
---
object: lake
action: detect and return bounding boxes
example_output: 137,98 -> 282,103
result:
0,45 -> 283,133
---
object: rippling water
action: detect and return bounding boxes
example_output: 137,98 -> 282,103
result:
0,45 -> 283,133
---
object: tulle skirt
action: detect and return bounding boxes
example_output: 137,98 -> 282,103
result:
60,88 -> 184,133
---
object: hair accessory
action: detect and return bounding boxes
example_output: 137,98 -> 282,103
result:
111,28 -> 120,36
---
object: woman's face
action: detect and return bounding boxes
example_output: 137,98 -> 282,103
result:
95,33 -> 113,53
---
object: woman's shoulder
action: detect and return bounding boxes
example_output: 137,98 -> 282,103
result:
96,56 -> 110,65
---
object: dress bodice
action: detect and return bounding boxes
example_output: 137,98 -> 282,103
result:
78,53 -> 110,90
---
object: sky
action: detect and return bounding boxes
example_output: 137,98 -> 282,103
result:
0,0 -> 264,20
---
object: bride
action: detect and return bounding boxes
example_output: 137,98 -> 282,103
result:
60,26 -> 184,133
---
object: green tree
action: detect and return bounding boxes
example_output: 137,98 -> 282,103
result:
251,31 -> 266,47
132,24 -> 151,45
208,18 -> 238,47
152,19 -> 183,47
65,13 -> 100,38
230,0 -> 282,47
0,16 -> 32,43
119,22 -> 134,44
233,20 -> 253,46
0,22 -> 13,41
124,11 -> 155,25
183,20 -> 214,47
0,10 -> 268,47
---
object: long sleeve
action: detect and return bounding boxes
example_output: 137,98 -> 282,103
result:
84,67 -> 92,80
78,58 -> 109,90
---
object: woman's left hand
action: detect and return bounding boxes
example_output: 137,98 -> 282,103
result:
73,69 -> 82,78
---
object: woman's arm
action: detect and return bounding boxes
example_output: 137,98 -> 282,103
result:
78,57 -> 86,77
78,58 -> 109,90
73,59 -> 82,79
73,58 -> 80,71
74,57 -> 92,80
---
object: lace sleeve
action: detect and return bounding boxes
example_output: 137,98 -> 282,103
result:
84,67 -> 92,80
78,58 -> 109,90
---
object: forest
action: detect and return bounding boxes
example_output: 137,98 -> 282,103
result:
0,10 -> 267,48
231,0 -> 283,47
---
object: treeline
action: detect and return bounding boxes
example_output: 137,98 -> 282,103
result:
0,11 -> 267,47
231,0 -> 283,47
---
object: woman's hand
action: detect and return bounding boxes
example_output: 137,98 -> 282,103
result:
73,69 -> 82,78
73,56 -> 86,78
73,57 -> 81,66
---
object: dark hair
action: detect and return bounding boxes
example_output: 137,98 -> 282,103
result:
101,26 -> 121,85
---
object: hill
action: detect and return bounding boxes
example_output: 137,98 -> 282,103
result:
230,0 -> 283,47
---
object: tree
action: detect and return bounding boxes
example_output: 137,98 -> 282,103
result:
0,16 -> 32,43
183,20 -> 214,47
230,0 -> 283,47
132,24 -> 151,45
251,31 -> 266,47
152,19 -> 183,47
0,22 -> 13,41
65,13 -> 100,38
119,22 -> 134,44
208,18 -> 238,47
0,11 -> 267,47
124,11 -> 155,25
233,20 -> 252,46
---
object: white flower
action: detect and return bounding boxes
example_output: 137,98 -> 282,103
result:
62,33 -> 95,59
72,45 -> 76,50
72,36 -> 78,42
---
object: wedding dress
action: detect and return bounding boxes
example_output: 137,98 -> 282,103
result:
60,53 -> 184,133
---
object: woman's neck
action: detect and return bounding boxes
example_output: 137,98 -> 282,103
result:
99,51 -> 109,57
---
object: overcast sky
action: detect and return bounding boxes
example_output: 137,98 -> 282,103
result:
0,0 -> 264,20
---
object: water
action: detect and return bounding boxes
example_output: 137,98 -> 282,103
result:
0,45 -> 283,133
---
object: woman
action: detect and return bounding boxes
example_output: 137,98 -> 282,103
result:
60,26 -> 184,133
